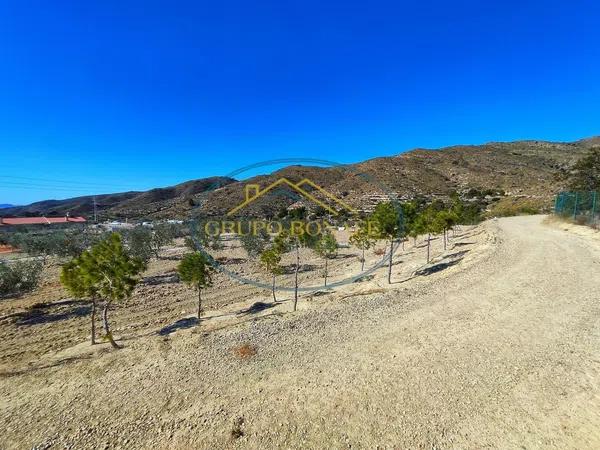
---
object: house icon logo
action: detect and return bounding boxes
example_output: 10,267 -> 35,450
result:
227,177 -> 358,217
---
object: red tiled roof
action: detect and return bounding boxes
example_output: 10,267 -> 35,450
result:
0,216 -> 86,226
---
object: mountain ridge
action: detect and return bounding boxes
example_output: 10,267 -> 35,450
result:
2,137 -> 597,220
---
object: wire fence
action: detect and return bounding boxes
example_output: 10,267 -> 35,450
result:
554,191 -> 599,225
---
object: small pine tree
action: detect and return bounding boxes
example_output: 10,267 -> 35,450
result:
314,231 -> 338,286
275,228 -> 315,312
349,223 -> 376,272
259,247 -> 283,302
61,257 -> 99,345
61,233 -> 145,349
370,202 -> 402,284
435,210 -> 459,250
415,207 -> 444,263
177,252 -> 214,320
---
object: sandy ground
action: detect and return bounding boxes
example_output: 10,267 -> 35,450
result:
1,215 -> 600,449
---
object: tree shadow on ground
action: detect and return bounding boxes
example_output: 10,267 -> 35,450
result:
281,264 -> 319,274
142,273 -> 180,286
215,257 -> 248,265
0,353 -> 98,378
161,255 -> 183,261
414,259 -> 462,276
13,300 -> 90,326
157,317 -> 199,335
237,301 -> 279,316
442,250 -> 470,260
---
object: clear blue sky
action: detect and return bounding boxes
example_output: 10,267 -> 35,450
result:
1,0 -> 599,205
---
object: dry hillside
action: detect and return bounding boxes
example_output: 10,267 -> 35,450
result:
3,138 -> 596,220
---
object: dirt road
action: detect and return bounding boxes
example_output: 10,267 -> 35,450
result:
2,215 -> 600,449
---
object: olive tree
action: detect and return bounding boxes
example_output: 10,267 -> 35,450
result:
125,226 -> 153,263
150,223 -> 176,259
0,260 -> 43,298
185,221 -> 223,251
239,227 -> 270,258
177,252 -> 214,320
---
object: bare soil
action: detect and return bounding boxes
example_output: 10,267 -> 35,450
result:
1,216 -> 600,449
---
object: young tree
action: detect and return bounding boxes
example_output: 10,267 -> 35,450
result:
61,258 -> 99,345
259,247 -> 283,302
435,210 -> 459,250
415,207 -> 444,263
314,231 -> 338,286
370,202 -> 402,284
275,228 -> 315,312
186,221 -> 223,251
125,226 -> 154,263
150,223 -> 176,259
349,223 -> 376,272
1,260 -> 43,298
408,216 -> 424,247
400,202 -> 418,250
62,233 -> 145,349
239,226 -> 270,258
177,252 -> 214,320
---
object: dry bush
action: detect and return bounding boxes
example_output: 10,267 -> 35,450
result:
485,197 -> 543,218
233,344 -> 257,359
373,248 -> 385,256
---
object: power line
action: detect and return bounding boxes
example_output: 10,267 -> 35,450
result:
0,175 -> 142,189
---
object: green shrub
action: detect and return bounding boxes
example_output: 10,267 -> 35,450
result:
486,198 -> 542,218
0,260 -> 43,297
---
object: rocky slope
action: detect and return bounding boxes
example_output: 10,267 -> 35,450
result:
2,138 -> 597,219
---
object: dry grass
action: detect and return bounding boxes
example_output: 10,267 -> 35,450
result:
486,197 -> 544,218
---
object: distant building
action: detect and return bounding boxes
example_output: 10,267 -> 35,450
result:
0,215 -> 86,227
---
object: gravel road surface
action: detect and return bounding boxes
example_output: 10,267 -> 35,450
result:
1,215 -> 600,449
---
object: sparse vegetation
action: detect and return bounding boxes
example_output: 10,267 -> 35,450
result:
349,222 -> 376,271
0,259 -> 43,298
486,198 -> 541,218
369,202 -> 402,284
177,252 -> 214,320
569,147 -> 600,191
314,230 -> 338,286
259,247 -> 283,302
60,233 -> 144,349
239,226 -> 270,258
185,222 -> 223,251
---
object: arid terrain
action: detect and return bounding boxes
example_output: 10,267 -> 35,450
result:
1,215 -> 600,449
4,137 -> 598,220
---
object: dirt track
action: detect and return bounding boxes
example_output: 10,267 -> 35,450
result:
2,215 -> 600,449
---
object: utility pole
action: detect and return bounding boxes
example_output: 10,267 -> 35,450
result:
93,196 -> 98,223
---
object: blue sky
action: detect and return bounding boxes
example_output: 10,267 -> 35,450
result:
1,0 -> 599,205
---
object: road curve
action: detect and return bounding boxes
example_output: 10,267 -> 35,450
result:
2,215 -> 600,449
